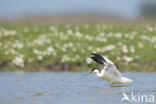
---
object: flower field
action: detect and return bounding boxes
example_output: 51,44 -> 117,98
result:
0,23 -> 156,71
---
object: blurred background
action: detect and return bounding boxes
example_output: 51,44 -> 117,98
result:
0,0 -> 156,23
0,1 -> 156,104
0,0 -> 156,71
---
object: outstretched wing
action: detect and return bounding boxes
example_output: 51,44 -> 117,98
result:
91,53 -> 122,77
90,53 -> 107,65
102,55 -> 122,77
105,63 -> 122,78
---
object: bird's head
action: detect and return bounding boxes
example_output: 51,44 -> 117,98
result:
86,67 -> 101,76
91,67 -> 101,73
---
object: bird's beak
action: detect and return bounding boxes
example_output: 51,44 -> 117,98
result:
85,71 -> 92,76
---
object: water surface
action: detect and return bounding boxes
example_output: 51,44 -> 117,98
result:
0,72 -> 156,104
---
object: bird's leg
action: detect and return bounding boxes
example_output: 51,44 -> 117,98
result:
111,82 -> 114,87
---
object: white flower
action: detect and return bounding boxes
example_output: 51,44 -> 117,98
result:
47,46 -> 54,53
8,49 -> 18,55
12,41 -> 24,49
151,36 -> 156,43
60,34 -> 68,40
86,58 -> 92,64
88,46 -> 93,51
75,55 -> 80,60
44,46 -> 54,56
75,26 -> 79,31
122,45 -> 128,53
102,45 -> 115,52
67,29 -> 73,35
123,56 -> 133,63
140,35 -> 150,42
75,31 -> 82,38
147,26 -> 153,32
62,47 -> 66,52
46,39 -> 51,44
124,33 -> 129,38
102,25 -> 107,29
33,49 -> 41,55
12,55 -> 24,67
131,31 -> 137,36
55,43 -> 60,48
3,29 -> 16,36
138,42 -> 144,48
72,48 -> 76,52
99,32 -> 105,37
33,35 -> 51,45
135,55 -> 139,59
28,58 -> 33,63
68,42 -> 73,47
38,55 -> 43,60
96,48 -> 102,52
85,34 -> 93,41
130,45 -> 135,53
24,28 -> 29,32
49,26 -> 57,31
61,55 -> 70,62
95,36 -> 107,42
107,33 -> 113,37
118,42 -> 122,46
115,33 -> 122,38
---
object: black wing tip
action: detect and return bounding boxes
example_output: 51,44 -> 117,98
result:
90,53 -> 106,65
90,53 -> 107,64
91,53 -> 101,57
91,53 -> 102,58
90,53 -> 96,58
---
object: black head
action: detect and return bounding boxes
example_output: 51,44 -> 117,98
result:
91,67 -> 101,73
85,67 -> 101,76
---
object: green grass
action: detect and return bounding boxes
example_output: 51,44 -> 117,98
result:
0,23 -> 156,71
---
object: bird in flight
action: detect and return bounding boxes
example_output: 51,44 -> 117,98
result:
87,53 -> 133,85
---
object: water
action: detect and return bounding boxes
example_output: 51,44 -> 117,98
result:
0,72 -> 156,104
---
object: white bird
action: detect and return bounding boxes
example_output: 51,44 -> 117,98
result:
87,53 -> 133,85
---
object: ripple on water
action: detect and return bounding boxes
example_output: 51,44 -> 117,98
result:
0,72 -> 156,104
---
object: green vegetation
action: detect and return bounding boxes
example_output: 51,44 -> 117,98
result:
0,23 -> 156,71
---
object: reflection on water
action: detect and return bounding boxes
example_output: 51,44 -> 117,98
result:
0,72 -> 156,104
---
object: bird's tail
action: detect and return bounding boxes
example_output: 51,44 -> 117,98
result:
121,77 -> 133,84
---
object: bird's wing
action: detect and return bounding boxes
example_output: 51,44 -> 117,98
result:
90,53 -> 121,77
90,53 -> 107,65
102,55 -> 114,65
103,56 -> 122,77
105,64 -> 122,78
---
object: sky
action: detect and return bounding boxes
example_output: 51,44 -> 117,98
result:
0,0 -> 143,19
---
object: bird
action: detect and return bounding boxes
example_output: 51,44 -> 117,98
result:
87,53 -> 133,85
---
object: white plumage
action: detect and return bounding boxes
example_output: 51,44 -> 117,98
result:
89,53 -> 133,85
